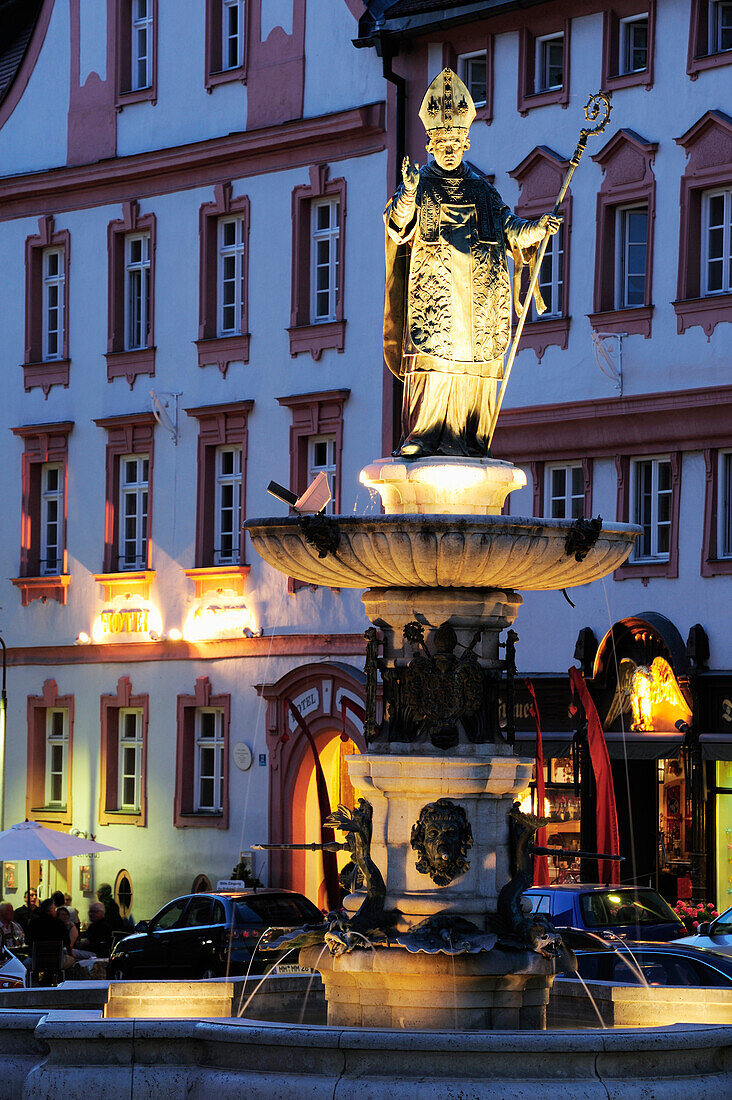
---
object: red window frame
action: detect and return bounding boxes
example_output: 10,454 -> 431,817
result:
701,448 -> 732,576
93,411 -> 156,581
106,200 -> 156,387
601,1 -> 656,91
11,421 -> 73,606
99,676 -> 149,827
614,451 -> 681,581
26,680 -> 74,826
205,0 -> 249,90
589,129 -> 657,339
517,17 -> 570,116
23,215 -> 70,395
530,458 -> 593,519
688,0 -> 732,77
196,182 -> 251,374
174,676 -> 230,828
115,0 -> 158,106
289,165 -> 346,360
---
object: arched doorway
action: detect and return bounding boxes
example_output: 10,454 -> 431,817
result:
257,662 -> 368,904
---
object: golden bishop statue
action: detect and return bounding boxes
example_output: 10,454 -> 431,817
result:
384,68 -> 561,458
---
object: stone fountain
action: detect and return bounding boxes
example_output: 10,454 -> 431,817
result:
246,72 -> 636,1031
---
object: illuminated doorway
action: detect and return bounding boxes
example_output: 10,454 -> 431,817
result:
302,733 -> 361,909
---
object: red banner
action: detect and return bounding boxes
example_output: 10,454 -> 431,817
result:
285,698 -> 340,911
524,679 -> 550,886
568,666 -> 621,885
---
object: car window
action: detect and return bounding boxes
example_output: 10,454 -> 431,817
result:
150,898 -> 189,931
245,895 -> 322,924
211,901 -> 226,926
579,889 -> 680,927
182,897 -> 213,928
711,907 -> 732,935
233,902 -> 262,924
525,894 -> 550,915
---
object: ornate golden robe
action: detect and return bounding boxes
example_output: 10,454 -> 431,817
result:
384,162 -> 546,457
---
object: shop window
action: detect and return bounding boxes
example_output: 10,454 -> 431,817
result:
590,129 -> 656,339
688,0 -> 732,76
26,680 -> 74,825
197,183 -> 250,373
175,677 -> 230,828
547,464 -> 584,520
94,412 -> 156,580
602,3 -> 655,90
289,165 -> 346,359
184,400 -> 253,590
614,452 -> 681,580
701,448 -> 732,576
675,111 -> 732,338
106,201 -> 156,386
517,19 -> 570,114
458,50 -> 487,107
115,0 -> 157,105
23,216 -> 70,395
100,677 -> 148,826
277,389 -> 349,589
205,0 -> 247,89
509,146 -> 571,360
114,870 -> 134,919
11,421 -> 72,606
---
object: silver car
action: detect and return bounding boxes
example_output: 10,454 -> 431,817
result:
677,905 -> 732,956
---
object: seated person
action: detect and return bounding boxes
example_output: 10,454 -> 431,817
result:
78,902 -> 113,958
13,889 -> 39,935
56,906 -> 94,960
0,903 -> 25,950
26,899 -> 74,970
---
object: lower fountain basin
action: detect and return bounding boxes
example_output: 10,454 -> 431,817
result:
244,514 -> 640,591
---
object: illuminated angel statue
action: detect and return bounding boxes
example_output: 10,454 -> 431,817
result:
604,657 -> 692,733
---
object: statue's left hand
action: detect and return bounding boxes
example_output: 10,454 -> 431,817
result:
539,214 -> 562,236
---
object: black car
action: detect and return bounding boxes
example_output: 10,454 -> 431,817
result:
108,889 -> 322,980
557,938 -> 732,987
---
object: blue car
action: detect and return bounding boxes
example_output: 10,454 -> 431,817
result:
522,884 -> 686,942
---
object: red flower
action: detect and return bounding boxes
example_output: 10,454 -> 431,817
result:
692,921 -> 699,929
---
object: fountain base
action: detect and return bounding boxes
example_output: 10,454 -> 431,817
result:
360,455 -> 526,515
300,943 -> 554,1030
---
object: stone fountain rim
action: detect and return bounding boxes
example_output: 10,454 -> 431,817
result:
245,514 -> 642,537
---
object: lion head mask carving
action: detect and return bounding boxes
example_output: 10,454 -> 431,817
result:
411,798 -> 473,886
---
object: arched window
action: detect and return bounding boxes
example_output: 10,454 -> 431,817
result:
114,869 -> 133,919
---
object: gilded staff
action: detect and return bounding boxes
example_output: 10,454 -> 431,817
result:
488,91 -> 613,444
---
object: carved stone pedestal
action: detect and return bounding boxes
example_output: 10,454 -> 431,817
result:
359,455 -> 526,515
300,944 -> 554,1030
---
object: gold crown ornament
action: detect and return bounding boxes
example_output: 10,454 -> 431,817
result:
419,68 -> 476,133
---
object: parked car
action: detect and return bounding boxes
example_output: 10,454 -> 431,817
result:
108,889 -> 323,980
676,904 -> 732,956
556,938 -> 732,987
0,945 -> 27,989
522,884 -> 686,941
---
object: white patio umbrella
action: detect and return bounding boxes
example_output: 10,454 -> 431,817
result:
0,821 -> 119,905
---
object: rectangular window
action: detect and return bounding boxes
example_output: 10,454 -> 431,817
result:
131,0 -> 153,90
536,33 -> 564,91
45,708 -> 68,808
308,435 -> 337,515
119,454 -> 149,570
222,0 -> 244,70
632,457 -> 672,560
710,0 -> 732,51
620,15 -> 649,72
218,216 -> 246,336
616,206 -> 648,308
40,463 -> 63,577
117,708 -> 143,812
548,465 -> 584,519
194,708 -> 225,812
214,444 -> 242,564
719,451 -> 732,557
125,233 -> 150,350
458,51 -> 487,107
533,224 -> 564,319
42,247 -> 64,361
311,198 -> 340,322
702,189 -> 732,295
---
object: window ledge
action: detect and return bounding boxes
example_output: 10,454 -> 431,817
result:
519,315 -> 570,361
604,69 -> 652,91
195,334 -> 250,375
288,320 -> 345,361
614,558 -> 675,582
116,85 -> 156,107
12,574 -> 70,606
205,65 -> 247,91
673,295 -> 732,339
184,565 -> 251,598
28,807 -> 72,825
701,557 -> 732,577
94,570 -> 155,600
22,360 -> 70,396
98,809 -> 146,826
518,86 -> 568,116
174,811 -> 228,829
688,50 -> 732,79
588,306 -> 653,339
105,347 -> 156,388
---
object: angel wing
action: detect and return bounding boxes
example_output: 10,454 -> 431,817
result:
604,657 -> 637,726
650,657 -> 692,726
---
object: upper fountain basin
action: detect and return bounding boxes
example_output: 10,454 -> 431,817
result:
244,514 -> 640,591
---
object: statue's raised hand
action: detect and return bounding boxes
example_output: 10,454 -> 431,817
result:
539,213 -> 562,236
402,155 -> 420,191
